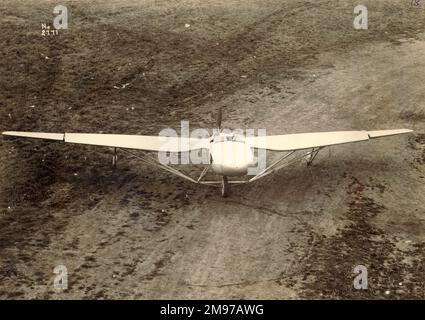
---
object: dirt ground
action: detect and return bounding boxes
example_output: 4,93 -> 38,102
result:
0,0 -> 424,299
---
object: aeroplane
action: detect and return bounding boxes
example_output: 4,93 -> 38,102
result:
2,109 -> 412,196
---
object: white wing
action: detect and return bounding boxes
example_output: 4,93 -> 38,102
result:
246,129 -> 412,151
2,131 -> 209,152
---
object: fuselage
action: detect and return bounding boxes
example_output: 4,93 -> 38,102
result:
209,132 -> 255,176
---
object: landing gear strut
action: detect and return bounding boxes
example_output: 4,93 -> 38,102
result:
112,147 -> 118,168
306,147 -> 321,166
221,176 -> 229,197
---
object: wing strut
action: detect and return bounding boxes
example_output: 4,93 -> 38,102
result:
306,147 -> 322,166
118,148 -> 198,184
248,148 -> 324,183
197,165 -> 210,183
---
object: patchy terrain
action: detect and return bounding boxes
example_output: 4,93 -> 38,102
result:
0,0 -> 424,299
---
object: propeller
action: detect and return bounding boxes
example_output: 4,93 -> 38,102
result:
216,107 -> 222,131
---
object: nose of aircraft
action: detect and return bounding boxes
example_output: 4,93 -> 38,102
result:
210,140 -> 254,176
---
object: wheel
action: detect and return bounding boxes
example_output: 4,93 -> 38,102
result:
221,176 -> 229,197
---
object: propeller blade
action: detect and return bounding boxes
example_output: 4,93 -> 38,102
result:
216,108 -> 222,130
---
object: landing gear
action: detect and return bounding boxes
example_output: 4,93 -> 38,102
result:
112,147 -> 118,168
306,147 -> 321,166
221,176 -> 229,197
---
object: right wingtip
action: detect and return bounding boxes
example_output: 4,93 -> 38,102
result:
368,129 -> 414,139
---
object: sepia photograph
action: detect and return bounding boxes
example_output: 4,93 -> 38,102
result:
0,0 -> 424,304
